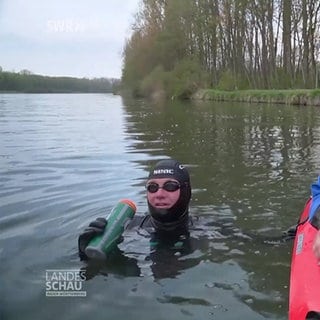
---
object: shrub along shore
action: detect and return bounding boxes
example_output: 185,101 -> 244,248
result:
191,89 -> 320,106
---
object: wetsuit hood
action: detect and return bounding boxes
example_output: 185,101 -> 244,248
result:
147,159 -> 191,230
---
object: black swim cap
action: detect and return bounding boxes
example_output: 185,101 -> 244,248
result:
147,159 -> 191,226
148,159 -> 190,184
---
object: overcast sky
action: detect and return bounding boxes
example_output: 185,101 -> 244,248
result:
0,0 -> 140,79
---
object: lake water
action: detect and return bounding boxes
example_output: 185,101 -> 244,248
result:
1,93 -> 320,320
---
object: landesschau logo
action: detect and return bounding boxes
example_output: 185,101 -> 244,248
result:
45,269 -> 86,297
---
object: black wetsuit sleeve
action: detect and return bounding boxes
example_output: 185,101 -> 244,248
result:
126,215 -> 149,229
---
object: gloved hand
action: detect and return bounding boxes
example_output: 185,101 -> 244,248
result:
78,217 -> 107,260
282,224 -> 297,240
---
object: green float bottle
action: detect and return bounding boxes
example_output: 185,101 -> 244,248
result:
85,199 -> 137,260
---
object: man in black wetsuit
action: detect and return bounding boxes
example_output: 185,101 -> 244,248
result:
78,158 -> 192,260
78,158 -> 299,281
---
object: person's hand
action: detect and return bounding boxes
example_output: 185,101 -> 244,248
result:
312,229 -> 320,261
282,224 -> 297,241
78,217 -> 107,260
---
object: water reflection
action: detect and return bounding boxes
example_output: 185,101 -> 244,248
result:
120,96 -> 320,318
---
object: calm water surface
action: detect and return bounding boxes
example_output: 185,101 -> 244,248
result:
1,93 -> 320,320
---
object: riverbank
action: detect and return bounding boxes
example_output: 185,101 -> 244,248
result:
191,89 -> 320,106
0,71 -> 118,94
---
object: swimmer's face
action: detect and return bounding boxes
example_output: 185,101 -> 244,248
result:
146,178 -> 180,209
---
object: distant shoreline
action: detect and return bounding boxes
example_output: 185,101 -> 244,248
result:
0,70 -> 119,94
0,90 -> 116,94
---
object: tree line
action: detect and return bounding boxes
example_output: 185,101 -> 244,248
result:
121,0 -> 320,98
0,68 -> 120,93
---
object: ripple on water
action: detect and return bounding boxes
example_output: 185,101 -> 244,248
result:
1,93 -> 317,320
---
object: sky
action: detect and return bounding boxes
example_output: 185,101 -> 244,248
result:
0,0 -> 140,79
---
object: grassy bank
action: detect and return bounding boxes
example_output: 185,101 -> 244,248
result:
192,89 -> 320,106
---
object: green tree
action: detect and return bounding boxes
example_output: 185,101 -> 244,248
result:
121,0 -> 320,97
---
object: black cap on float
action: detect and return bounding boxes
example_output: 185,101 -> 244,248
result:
147,159 -> 191,225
